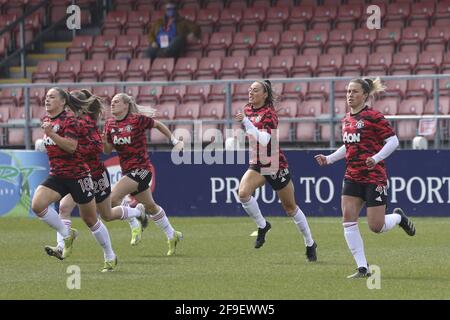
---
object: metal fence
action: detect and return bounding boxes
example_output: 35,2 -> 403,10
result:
1,73 -> 450,150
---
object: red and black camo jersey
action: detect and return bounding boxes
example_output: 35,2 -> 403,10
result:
243,103 -> 288,170
104,113 -> 155,174
341,106 -> 395,185
77,114 -> 106,178
42,110 -> 90,179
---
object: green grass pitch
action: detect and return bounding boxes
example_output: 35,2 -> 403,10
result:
0,217 -> 449,299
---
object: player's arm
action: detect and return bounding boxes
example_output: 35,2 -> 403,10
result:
366,135 -> 399,169
153,120 -> 183,149
102,133 -> 114,155
42,121 -> 77,153
315,145 -> 346,166
234,112 -> 271,147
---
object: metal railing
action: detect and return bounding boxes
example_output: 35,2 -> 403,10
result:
1,74 -> 450,150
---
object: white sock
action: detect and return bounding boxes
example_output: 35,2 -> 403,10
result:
57,219 -> 72,249
292,207 -> 314,247
127,217 -> 140,229
380,213 -> 401,233
90,220 -> 115,261
38,207 -> 69,238
120,206 -> 142,219
241,196 -> 266,229
151,207 -> 175,240
343,222 -> 368,269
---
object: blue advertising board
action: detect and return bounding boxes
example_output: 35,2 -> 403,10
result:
1,149 -> 449,217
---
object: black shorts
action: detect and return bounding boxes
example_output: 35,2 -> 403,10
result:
42,175 -> 94,205
342,179 -> 388,207
249,165 -> 291,191
126,168 -> 152,196
92,170 -> 111,203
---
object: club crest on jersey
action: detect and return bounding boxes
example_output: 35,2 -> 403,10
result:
52,124 -> 60,132
111,128 -> 115,133
126,125 -> 133,132
252,115 -> 261,123
356,120 -> 365,129
375,185 -> 387,195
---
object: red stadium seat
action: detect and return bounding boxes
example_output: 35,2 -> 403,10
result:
124,58 -> 151,81
124,11 -> 150,35
240,7 -> 266,32
93,86 -> 116,105
208,84 -> 230,102
408,1 -> 435,27
137,85 -> 163,105
423,27 -> 450,52
153,102 -> 176,120
147,57 -> 175,81
196,8 -> 220,34
365,52 -> 392,75
341,53 -> 367,76
301,29 -> 328,55
55,60 -> 81,83
384,2 -> 410,27
200,101 -> 225,119
390,52 -> 418,75
424,97 -> 450,115
398,97 -> 425,115
373,27 -> 401,53
415,51 -> 443,75
316,53 -> 343,77
78,60 -> 105,82
135,34 -> 150,58
229,31 -> 257,57
216,8 -> 242,32
241,56 -> 270,79
283,82 -> 308,101
406,80 -> 433,98
277,30 -> 304,56
253,31 -> 281,56
336,4 -> 362,29
322,99 -> 347,117
172,57 -> 198,81
185,33 -> 210,58
178,8 -> 197,23
383,79 -> 407,99
90,35 -> 116,60
32,60 -> 58,83
263,6 -> 290,32
205,32 -> 233,57
195,57 -> 222,80
102,59 -> 128,82
433,0 -> 450,26
298,99 -> 322,117
113,34 -> 139,59
310,5 -> 337,30
218,56 -> 246,79
349,28 -> 377,54
398,27 -> 426,53
66,35 -> 93,61
183,85 -> 211,103
305,82 -> 330,101
233,83 -> 250,102
286,5 -> 314,31
175,102 -> 201,120
124,86 -> 140,99
325,29 -> 352,54
102,11 -> 128,35
0,106 -> 10,122
372,97 -> 399,115
291,55 -> 318,78
160,85 -> 187,104
267,55 -> 294,78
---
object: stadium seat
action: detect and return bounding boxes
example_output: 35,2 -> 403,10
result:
147,57 -> 175,81
415,51 -> 443,75
263,6 -> 290,32
253,31 -> 281,57
0,88 -> 22,107
205,32 -> 233,57
398,27 -> 426,53
373,27 -> 401,53
137,85 -> 162,105
32,60 -> 58,83
325,29 -> 352,54
267,55 -> 294,78
124,86 -> 140,99
391,52 -> 418,75
208,84 -> 230,102
124,11 -> 150,35
296,99 -> 321,142
55,60 -> 81,83
196,8 -> 220,34
406,79 -> 433,98
316,53 -> 343,77
113,34 -> 139,59
334,80 -> 349,98
298,99 -> 322,117
185,33 -> 210,58
310,5 -> 336,30
232,83 -> 250,102
252,0 -> 272,8
102,59 -> 128,82
372,97 -> 399,115
183,85 -> 211,104
26,87 -> 46,106
349,28 -> 377,54
277,30 -> 304,56
218,56 -> 246,79
160,85 -> 187,104
179,7 -> 197,23
135,34 -> 150,58
433,0 -> 450,26
90,35 -> 116,60
135,0 -> 156,11
408,1 -> 435,27
31,106 -> 46,120
301,29 -> 328,55
398,97 -> 425,116
424,97 -> 450,115
0,106 -> 10,123
150,102 -> 177,143
217,8 -> 242,32
102,11 -> 128,35
174,102 -> 201,139
200,101 -> 225,120
93,86 -> 116,105
365,52 -> 393,75
291,55 -> 318,78
423,26 -> 450,52
195,57 -> 222,80
66,35 -> 93,61
78,60 -> 105,82
283,82 -> 308,101
440,52 -> 450,74
336,4 -> 362,30
286,5 -> 314,31
438,79 -> 450,96
341,53 -> 367,76
229,32 -> 257,57
384,2 -> 410,27
241,56 -> 270,79
305,82 -> 330,101
240,7 -> 266,32
383,79 -> 407,99
124,58 -> 151,81
172,57 -> 198,81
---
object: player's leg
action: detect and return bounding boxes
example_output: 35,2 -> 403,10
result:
44,194 -> 76,260
133,189 -> 182,256
276,180 -> 317,261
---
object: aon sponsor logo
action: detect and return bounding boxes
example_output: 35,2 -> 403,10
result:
43,136 -> 56,146
343,132 -> 360,143
113,136 -> 131,145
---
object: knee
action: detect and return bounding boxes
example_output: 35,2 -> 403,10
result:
59,204 -> 73,218
101,213 -> 114,222
238,189 -> 251,203
145,203 -> 159,215
368,223 -> 384,234
31,202 -> 44,217
282,204 -> 297,217
111,196 -> 121,208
